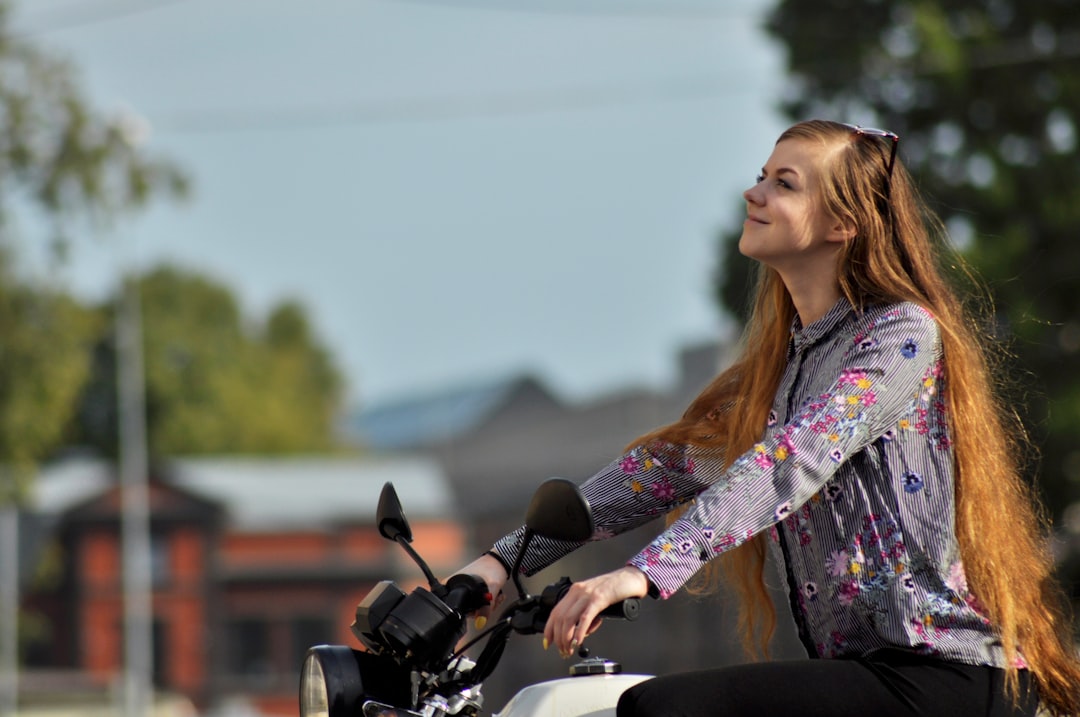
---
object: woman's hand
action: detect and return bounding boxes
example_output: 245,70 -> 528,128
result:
543,566 -> 649,658
453,553 -> 510,628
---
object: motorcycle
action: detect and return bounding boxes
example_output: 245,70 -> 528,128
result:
299,478 -> 650,717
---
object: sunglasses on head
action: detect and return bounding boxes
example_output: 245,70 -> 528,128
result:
842,123 -> 900,180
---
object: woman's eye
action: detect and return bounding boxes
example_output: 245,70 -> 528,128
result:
756,173 -> 791,189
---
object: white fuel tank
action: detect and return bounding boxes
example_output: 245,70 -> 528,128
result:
494,662 -> 651,717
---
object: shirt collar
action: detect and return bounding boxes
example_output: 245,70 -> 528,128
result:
790,297 -> 853,353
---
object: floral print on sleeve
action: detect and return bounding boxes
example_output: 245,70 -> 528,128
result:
491,301 -> 1009,669
628,304 -> 941,596
493,438 -> 716,576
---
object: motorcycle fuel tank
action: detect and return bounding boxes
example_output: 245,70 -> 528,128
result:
494,673 -> 651,717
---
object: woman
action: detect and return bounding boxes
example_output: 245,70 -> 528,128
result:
461,120 -> 1080,716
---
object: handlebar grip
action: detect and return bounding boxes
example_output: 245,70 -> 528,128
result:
598,598 -> 640,621
442,573 -> 492,614
541,578 -> 641,622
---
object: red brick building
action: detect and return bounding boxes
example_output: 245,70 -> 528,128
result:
24,455 -> 465,716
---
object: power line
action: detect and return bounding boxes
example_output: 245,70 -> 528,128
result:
14,0 -> 758,36
149,74 -> 759,134
15,0 -> 188,36
379,0 -> 759,19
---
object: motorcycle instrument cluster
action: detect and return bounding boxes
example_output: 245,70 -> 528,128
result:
299,480 -> 644,717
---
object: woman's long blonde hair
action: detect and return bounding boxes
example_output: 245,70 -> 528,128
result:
636,120 -> 1080,715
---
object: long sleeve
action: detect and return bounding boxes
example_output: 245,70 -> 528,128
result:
628,304 -> 942,597
494,302 -> 1005,667
491,439 -> 719,575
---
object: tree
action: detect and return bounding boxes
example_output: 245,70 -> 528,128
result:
69,265 -> 345,457
0,0 -> 186,490
0,5 -> 188,699
0,249 -> 97,498
717,0 -> 1080,525
0,2 -> 187,256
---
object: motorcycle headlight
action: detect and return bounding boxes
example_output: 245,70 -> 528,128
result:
299,645 -> 365,717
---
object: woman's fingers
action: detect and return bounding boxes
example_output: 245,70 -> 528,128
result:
472,590 -> 504,629
543,587 -> 579,655
543,567 -> 648,657
567,594 -> 602,655
545,587 -> 592,657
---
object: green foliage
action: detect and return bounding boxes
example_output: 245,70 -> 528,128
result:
0,0 -> 344,464
69,265 -> 346,457
0,2 -> 187,253
715,0 -> 1080,522
0,0 -> 188,498
0,250 -> 97,498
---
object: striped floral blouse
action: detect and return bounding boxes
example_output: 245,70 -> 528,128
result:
492,299 -> 1013,668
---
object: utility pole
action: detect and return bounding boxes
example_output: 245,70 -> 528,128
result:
117,275 -> 153,717
0,499 -> 16,717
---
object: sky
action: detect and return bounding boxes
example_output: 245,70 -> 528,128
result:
13,0 -> 788,410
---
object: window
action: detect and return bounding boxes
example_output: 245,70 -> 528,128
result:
225,618 -> 272,683
149,534 -> 170,587
153,619 -> 167,687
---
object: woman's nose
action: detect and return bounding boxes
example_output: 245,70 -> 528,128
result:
743,184 -> 763,205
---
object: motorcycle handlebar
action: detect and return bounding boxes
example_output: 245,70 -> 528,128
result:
540,576 -> 640,625
440,573 -> 492,615
597,596 -> 640,620
466,574 -> 640,685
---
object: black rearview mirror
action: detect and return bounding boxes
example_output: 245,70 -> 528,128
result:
524,478 -> 594,543
376,482 -> 413,543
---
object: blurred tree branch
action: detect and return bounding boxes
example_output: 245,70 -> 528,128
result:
0,0 -> 187,498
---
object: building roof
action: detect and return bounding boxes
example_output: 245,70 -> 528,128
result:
29,454 -> 115,514
31,454 -> 455,531
169,455 -> 452,529
345,374 -> 558,450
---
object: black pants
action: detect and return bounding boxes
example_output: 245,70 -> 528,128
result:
616,650 -> 1039,717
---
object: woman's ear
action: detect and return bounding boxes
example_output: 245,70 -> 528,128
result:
826,215 -> 857,244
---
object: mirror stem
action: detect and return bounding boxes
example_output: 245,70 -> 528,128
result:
509,529 -> 534,597
395,535 -> 441,591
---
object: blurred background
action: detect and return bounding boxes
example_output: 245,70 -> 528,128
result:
2,0 -> 1078,715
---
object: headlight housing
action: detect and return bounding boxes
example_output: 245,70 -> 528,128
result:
299,645 -> 366,717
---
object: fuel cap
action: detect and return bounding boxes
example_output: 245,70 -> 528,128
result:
569,657 -> 623,676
